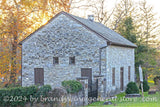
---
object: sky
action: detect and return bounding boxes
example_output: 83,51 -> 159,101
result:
71,0 -> 160,18
105,0 -> 160,12
141,0 -> 160,16
70,0 -> 160,42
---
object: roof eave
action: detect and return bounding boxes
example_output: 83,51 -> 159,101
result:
109,42 -> 137,48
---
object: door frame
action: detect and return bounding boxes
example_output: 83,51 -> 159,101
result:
81,68 -> 92,84
34,68 -> 44,86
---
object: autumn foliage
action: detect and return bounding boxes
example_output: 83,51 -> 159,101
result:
0,0 -> 71,86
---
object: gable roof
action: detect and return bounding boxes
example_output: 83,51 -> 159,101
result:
19,11 -> 137,48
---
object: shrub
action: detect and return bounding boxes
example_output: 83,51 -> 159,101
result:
0,85 -> 38,106
62,80 -> 82,94
125,82 -> 139,94
36,85 -> 52,97
139,80 -> 150,92
35,85 -> 52,103
0,85 -> 51,107
153,76 -> 160,85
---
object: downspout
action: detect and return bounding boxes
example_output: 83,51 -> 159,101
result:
99,46 -> 107,75
99,42 -> 112,75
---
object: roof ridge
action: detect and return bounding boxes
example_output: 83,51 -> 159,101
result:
19,11 -> 137,48
61,12 -> 111,42
63,12 -> 136,48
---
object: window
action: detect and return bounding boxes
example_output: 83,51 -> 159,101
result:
120,67 -> 124,72
53,57 -> 59,64
69,56 -> 75,64
112,68 -> 115,86
120,67 -> 124,91
128,66 -> 131,82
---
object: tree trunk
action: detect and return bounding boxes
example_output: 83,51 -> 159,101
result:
9,18 -> 18,85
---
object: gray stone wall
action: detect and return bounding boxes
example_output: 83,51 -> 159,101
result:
22,14 -> 106,88
21,13 -> 135,96
105,45 -> 135,95
76,77 -> 88,106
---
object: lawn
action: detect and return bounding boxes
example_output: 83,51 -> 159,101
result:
87,79 -> 160,107
87,92 -> 160,107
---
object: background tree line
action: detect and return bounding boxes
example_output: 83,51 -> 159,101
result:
0,0 -> 160,86
72,0 -> 160,81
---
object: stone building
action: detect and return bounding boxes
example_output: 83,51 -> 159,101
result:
19,11 -> 137,95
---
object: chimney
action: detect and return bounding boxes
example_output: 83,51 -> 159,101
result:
88,15 -> 94,21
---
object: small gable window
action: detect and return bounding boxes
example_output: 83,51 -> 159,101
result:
69,56 -> 75,64
53,57 -> 59,65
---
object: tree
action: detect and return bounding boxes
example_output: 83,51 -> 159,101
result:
118,17 -> 136,43
116,11 -> 157,81
0,0 -> 71,85
112,0 -> 135,31
90,0 -> 115,26
70,0 -> 116,27
136,0 -> 159,79
138,0 -> 159,47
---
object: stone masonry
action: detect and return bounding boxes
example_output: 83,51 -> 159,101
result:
105,46 -> 135,95
21,12 -> 135,96
22,14 -> 106,88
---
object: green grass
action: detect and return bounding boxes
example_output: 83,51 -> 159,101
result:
87,79 -> 159,107
87,92 -> 160,107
